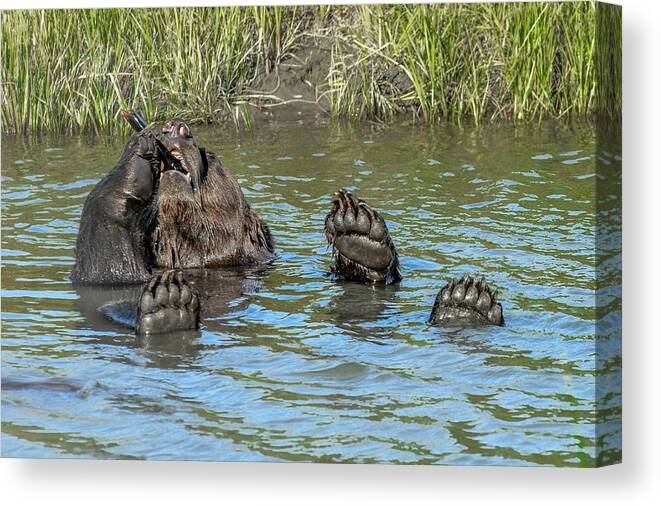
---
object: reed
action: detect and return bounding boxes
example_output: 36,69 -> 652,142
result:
328,2 -> 615,123
1,7 -> 302,134
1,3 -> 621,134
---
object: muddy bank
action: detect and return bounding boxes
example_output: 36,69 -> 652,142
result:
242,43 -> 333,126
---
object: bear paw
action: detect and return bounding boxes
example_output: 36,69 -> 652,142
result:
324,189 -> 401,283
429,274 -> 504,327
122,128 -> 160,163
135,270 -> 200,335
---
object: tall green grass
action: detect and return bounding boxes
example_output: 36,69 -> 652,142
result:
1,3 -> 621,134
595,2 -> 622,119
327,2 -> 618,123
1,7 -> 302,134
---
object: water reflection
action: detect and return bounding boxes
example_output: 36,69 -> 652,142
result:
72,265 -> 272,369
326,281 -> 399,340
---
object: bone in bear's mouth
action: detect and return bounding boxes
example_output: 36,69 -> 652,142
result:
166,149 -> 192,185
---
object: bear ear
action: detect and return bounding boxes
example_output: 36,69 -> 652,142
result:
162,118 -> 192,138
178,123 -> 192,138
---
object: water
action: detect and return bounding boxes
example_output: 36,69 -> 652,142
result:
1,119 -> 621,466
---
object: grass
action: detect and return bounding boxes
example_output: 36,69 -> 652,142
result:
1,7 -> 303,134
1,3 -> 621,134
328,2 -> 620,123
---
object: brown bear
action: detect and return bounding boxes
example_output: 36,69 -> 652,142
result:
71,116 -> 503,335
71,118 -> 274,334
153,118 -> 273,270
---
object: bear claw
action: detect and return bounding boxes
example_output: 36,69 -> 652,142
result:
430,274 -> 505,326
135,269 -> 200,335
324,189 -> 401,283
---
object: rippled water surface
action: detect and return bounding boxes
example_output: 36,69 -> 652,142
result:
1,120 -> 621,466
